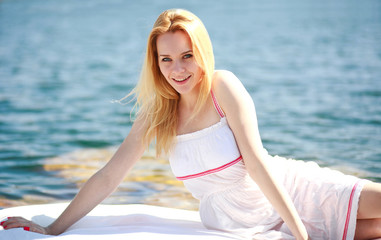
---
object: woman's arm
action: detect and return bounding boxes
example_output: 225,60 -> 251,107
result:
2,115 -> 148,235
213,70 -> 309,240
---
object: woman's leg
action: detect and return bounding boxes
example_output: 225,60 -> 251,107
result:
358,182 -> 381,219
355,182 -> 381,239
355,219 -> 381,240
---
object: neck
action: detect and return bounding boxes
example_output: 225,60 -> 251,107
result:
179,92 -> 198,112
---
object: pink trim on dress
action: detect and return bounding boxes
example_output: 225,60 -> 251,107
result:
211,90 -> 225,118
176,156 -> 242,181
342,181 -> 360,240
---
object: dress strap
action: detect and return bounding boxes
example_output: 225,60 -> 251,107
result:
211,90 -> 225,118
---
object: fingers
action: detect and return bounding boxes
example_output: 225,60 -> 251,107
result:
22,225 -> 46,234
1,217 -> 29,231
1,216 -> 46,234
1,217 -> 26,230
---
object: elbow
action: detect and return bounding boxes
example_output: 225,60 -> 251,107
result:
91,167 -> 122,192
244,152 -> 270,181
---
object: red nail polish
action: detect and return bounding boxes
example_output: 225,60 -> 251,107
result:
24,227 -> 30,231
4,226 -> 7,229
0,221 -> 4,225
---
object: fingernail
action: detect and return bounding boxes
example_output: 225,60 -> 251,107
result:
0,221 -> 4,225
24,227 -> 30,231
4,226 -> 7,229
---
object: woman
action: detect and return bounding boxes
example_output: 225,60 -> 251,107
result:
1,9 -> 381,240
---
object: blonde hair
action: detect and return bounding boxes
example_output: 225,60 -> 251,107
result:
132,9 -> 215,156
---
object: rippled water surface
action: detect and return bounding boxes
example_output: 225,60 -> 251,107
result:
0,0 -> 381,209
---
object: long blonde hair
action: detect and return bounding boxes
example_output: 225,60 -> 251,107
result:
133,9 -> 215,156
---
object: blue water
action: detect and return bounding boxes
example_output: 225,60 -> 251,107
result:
1,0 -> 381,207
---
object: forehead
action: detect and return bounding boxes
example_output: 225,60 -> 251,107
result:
156,31 -> 192,55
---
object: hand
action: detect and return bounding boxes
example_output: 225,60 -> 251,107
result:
1,217 -> 50,235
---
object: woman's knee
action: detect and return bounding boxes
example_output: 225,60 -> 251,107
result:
355,218 -> 381,240
357,182 -> 381,219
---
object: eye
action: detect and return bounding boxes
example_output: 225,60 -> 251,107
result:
183,54 -> 193,59
161,57 -> 171,62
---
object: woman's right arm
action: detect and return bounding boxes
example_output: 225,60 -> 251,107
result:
2,116 -> 148,235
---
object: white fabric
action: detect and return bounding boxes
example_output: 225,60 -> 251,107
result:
0,203 -> 243,240
169,116 -> 367,240
172,117 -> 241,179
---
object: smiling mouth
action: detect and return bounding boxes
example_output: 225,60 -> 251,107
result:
172,75 -> 191,82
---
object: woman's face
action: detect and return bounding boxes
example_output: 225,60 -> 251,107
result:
157,31 -> 203,97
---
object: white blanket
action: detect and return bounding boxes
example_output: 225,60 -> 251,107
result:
0,203 -> 242,240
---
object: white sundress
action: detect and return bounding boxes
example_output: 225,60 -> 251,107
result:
169,91 -> 367,240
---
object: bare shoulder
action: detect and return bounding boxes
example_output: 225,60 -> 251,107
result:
212,70 -> 252,113
213,70 -> 242,91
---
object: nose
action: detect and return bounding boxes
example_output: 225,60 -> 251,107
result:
172,60 -> 185,74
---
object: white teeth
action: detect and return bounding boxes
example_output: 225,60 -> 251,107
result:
173,76 -> 190,82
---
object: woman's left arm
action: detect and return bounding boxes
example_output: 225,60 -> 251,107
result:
213,70 -> 309,240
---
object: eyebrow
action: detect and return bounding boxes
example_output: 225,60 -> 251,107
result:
159,50 -> 192,57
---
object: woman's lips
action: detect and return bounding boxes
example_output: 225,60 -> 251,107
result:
172,75 -> 191,82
